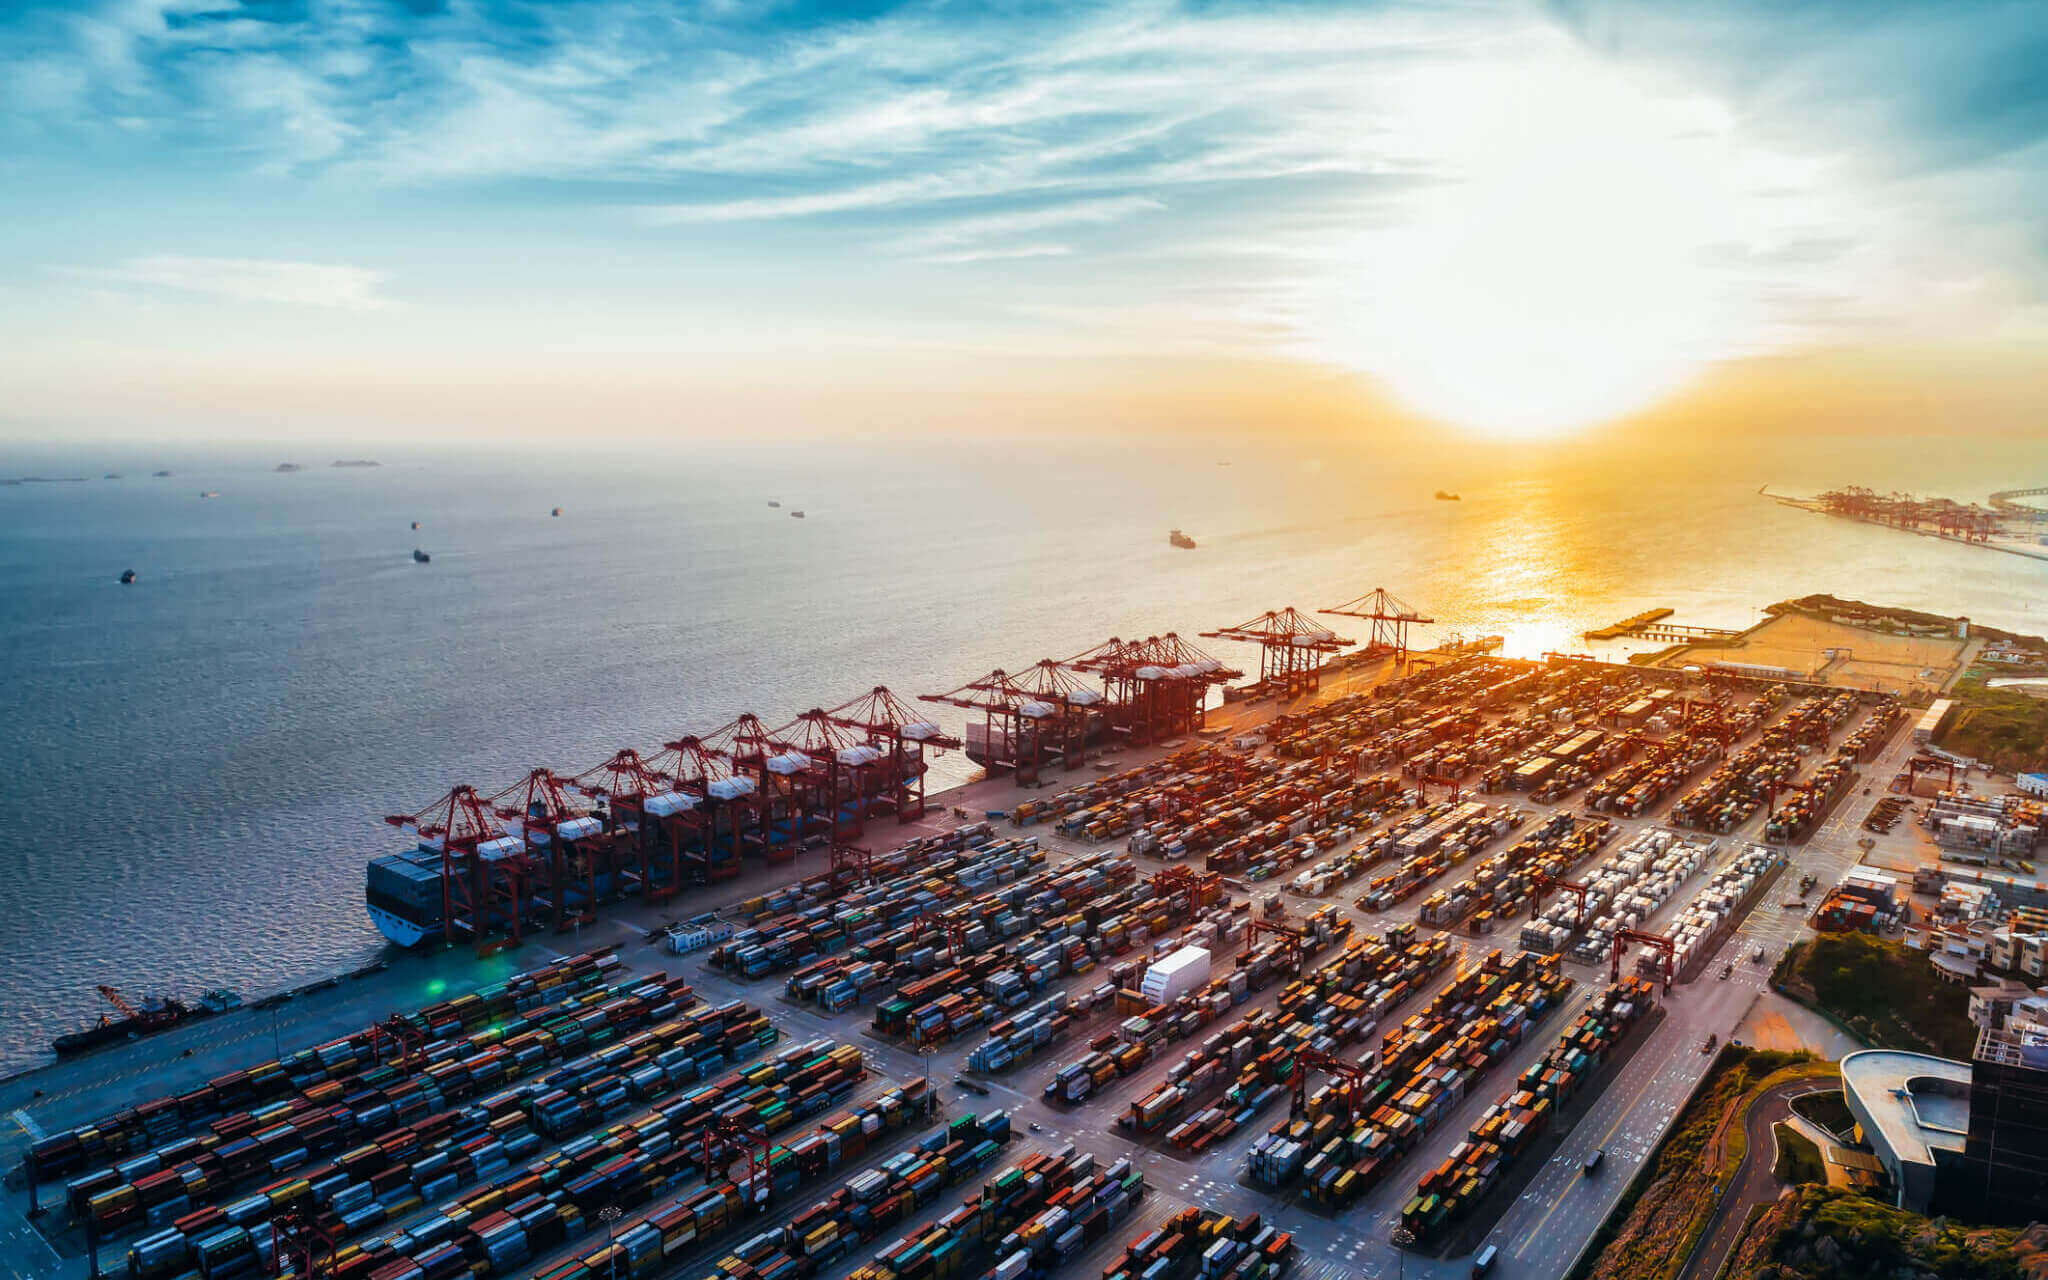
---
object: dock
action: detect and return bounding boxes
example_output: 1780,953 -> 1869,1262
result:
1582,608 -> 1673,640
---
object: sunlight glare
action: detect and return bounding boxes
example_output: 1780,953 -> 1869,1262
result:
1310,42 -> 1762,438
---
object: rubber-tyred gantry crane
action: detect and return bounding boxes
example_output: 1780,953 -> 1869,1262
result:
825,686 -> 959,824
1204,607 -> 1351,698
386,784 -> 530,947
1528,872 -> 1591,930
270,1205 -> 336,1280
1246,919 -> 1310,974
694,1114 -> 771,1189
1323,588 -> 1434,664
1612,928 -> 1677,991
1289,1047 -> 1373,1120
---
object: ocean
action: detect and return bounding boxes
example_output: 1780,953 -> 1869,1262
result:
0,429 -> 2040,1072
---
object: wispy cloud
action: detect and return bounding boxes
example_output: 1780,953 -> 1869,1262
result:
81,256 -> 389,309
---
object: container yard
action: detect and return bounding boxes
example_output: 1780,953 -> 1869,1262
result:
4,617 -> 1932,1280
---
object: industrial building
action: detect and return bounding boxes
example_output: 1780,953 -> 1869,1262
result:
1840,1049 -> 1972,1213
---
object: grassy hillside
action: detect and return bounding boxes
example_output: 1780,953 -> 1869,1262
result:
1725,1186 -> 2044,1280
1578,1048 -> 1832,1280
1938,677 -> 2048,774
1778,933 -> 1978,1060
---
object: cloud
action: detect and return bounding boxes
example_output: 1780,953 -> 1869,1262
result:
82,256 -> 390,309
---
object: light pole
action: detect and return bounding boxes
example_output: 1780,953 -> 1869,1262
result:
600,1204 -> 622,1280
1390,1226 -> 1416,1280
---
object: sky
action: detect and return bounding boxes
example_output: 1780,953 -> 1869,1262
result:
2,0 -> 2047,443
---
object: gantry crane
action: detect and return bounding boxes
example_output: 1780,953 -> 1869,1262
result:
644,732 -> 754,881
921,668 -> 1055,785
1289,1047 -> 1373,1121
571,748 -> 700,903
1528,872 -> 1591,931
1612,928 -> 1677,991
491,767 -> 627,935
386,784 -> 528,947
1322,588 -> 1434,664
1203,608 -> 1352,698
825,685 -> 960,824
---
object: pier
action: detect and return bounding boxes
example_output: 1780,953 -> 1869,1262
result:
1583,608 -> 1673,640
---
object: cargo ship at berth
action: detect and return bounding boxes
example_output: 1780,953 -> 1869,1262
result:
366,636 -> 1239,948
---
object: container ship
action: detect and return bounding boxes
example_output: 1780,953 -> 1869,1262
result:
367,634 -> 1240,949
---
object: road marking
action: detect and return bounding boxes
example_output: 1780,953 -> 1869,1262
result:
9,1110 -> 43,1141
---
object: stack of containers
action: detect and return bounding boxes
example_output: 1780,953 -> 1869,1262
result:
1765,757 -> 1859,844
1671,743 -> 1801,834
1837,701 -> 1903,763
848,1146 -> 1145,1280
1660,846 -> 1779,981
1402,977 -> 1656,1243
626,1110 -> 1021,1280
121,995 -> 770,1278
70,968 -> 694,1235
30,951 -> 625,1184
1099,1206 -> 1294,1280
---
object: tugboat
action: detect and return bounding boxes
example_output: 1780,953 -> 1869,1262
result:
410,520 -> 420,530
412,548 -> 431,563
119,569 -> 137,585
1434,490 -> 1460,501
1169,529 -> 1197,549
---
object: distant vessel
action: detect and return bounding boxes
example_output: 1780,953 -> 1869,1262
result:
275,463 -> 304,473
119,569 -> 136,585
768,500 -> 781,508
551,507 -> 562,517
104,473 -> 121,480
200,491 -> 220,499
410,520 -> 420,530
412,549 -> 431,563
1435,490 -> 1460,501
791,510 -> 806,519
331,459 -> 379,468
1169,529 -> 1197,549
151,470 -> 171,478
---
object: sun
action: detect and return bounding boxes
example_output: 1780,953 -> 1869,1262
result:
1304,41 -> 1761,439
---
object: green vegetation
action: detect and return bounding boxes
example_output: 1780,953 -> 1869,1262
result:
1725,1186 -> 2045,1280
1781,933 -> 1978,1059
1788,1090 -> 1856,1142
1938,677 -> 2048,774
1771,1124 -> 1825,1186
1578,1048 -> 1835,1280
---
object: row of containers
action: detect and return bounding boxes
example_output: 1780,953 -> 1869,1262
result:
1764,757 -> 1860,843
1420,813 -> 1615,934
1242,950 -> 1576,1209
1399,977 -> 1658,1243
1835,701 -> 1903,764
1115,928 -> 1456,1153
30,952 -> 628,1185
128,1019 -> 846,1280
1652,845 -> 1782,983
716,829 -> 1029,979
962,912 -> 1251,1076
1671,741 -> 1803,834
1517,828 -> 1717,964
1057,910 -> 1365,1116
214,1074 -> 937,1280
1354,802 -> 1528,913
1581,727 -> 1726,819
1101,1208 -> 1296,1280
74,968 -> 706,1238
674,1130 -> 1146,1280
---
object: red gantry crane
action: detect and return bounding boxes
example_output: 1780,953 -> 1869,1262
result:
774,708 -> 880,841
1528,872 -> 1591,930
1203,607 -> 1352,698
702,712 -> 822,861
1322,588 -> 1434,665
644,733 -> 752,882
571,748 -> 700,904
493,766 -> 639,932
921,667 -> 1056,785
1612,928 -> 1677,992
1289,1047 -> 1373,1121
825,685 -> 959,824
386,784 -> 533,947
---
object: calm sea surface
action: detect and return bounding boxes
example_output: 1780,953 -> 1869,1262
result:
0,431 -> 2040,1072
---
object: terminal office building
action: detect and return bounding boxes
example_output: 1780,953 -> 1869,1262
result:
1845,1028 -> 2048,1223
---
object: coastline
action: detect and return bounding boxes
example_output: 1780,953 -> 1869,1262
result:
1761,488 -> 2048,566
